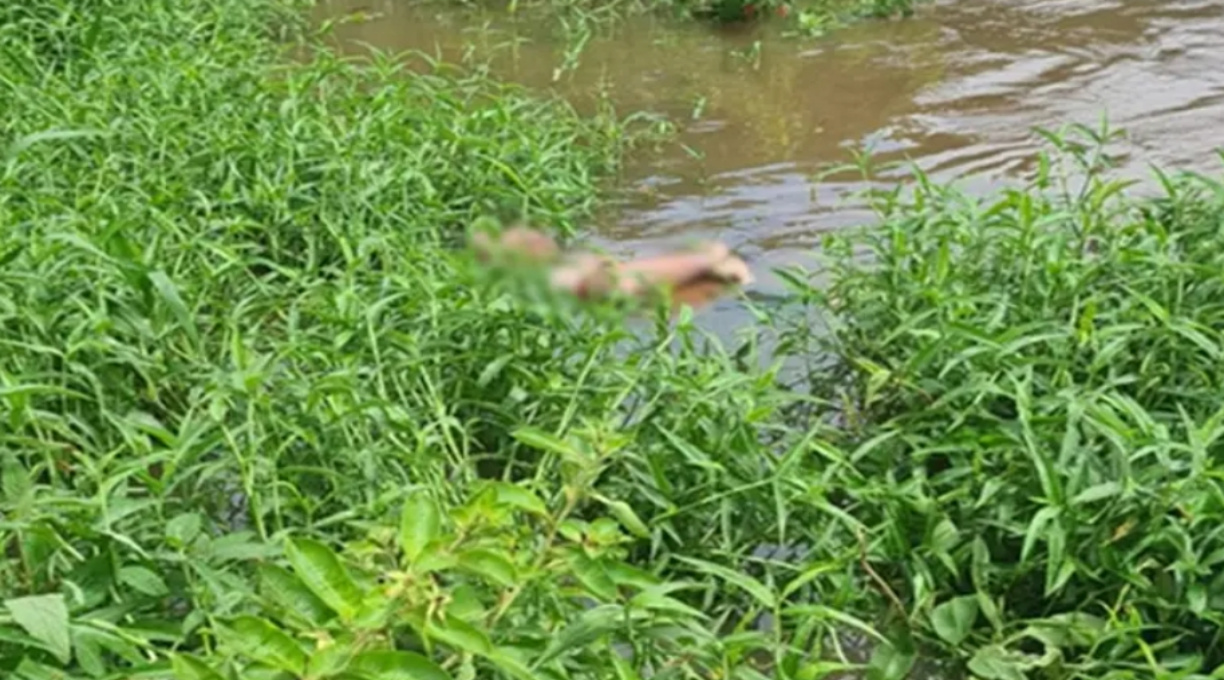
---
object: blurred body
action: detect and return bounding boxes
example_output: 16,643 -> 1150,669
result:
472,226 -> 752,311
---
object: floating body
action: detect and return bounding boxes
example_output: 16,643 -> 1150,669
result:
471,226 -> 753,312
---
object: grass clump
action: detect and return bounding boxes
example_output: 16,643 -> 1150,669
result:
777,125 -> 1224,678
0,1 -> 819,679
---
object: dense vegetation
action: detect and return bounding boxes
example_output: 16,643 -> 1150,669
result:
778,136 -> 1224,679
4,1 -> 1224,680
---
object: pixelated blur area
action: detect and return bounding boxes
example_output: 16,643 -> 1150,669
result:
467,222 -> 753,319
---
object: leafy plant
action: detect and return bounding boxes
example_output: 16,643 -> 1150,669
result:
183,482 -> 748,679
779,122 -> 1224,678
7,1 -> 1224,680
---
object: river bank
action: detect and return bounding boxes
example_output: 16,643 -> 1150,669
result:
315,0 -> 1224,339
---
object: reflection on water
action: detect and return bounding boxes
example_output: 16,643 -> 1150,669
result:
314,0 -> 1224,336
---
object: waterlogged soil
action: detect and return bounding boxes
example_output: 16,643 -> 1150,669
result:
314,0 -> 1224,336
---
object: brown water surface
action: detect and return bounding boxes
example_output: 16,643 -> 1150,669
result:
314,0 -> 1224,332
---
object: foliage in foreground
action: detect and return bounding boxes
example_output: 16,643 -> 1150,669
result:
5,1 -> 1224,680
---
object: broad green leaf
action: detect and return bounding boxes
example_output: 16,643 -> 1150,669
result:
511,427 -> 587,464
72,626 -> 106,678
611,654 -> 643,680
285,538 -> 364,621
2,458 -> 31,506
1070,481 -> 1121,506
797,661 -> 862,680
456,548 -> 517,588
17,528 -> 58,587
781,561 -> 839,599
4,594 -> 71,663
0,625 -> 45,648
784,605 -> 885,644
14,657 -> 71,680
629,589 -> 706,620
484,481 -> 549,516
1190,583 -> 1208,615
208,531 -> 280,562
567,551 -> 619,601
604,562 -> 660,590
1030,612 -> 1106,648
1046,555 -> 1075,597
414,550 -> 459,573
673,556 -> 775,608
487,648 -> 541,680
588,518 -> 627,544
119,566 -> 170,597
258,563 -> 335,626
446,584 -> 487,621
165,513 -> 203,547
967,645 -> 1027,680
598,498 -> 650,539
425,615 -> 493,657
306,641 -> 355,678
171,653 -> 226,680
351,591 -> 396,630
866,641 -> 915,680
349,650 -> 452,680
400,491 -> 441,565
930,517 -> 960,554
930,595 -> 978,646
1020,505 -> 1060,564
533,604 -> 624,668
976,590 -> 1003,634
220,615 -> 308,674
78,625 -> 143,666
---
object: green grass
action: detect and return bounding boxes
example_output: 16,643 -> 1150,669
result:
776,126 -> 1224,678
4,1 -> 1224,680
0,1 -> 805,678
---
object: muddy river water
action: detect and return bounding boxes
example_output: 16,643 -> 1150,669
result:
314,0 -> 1224,333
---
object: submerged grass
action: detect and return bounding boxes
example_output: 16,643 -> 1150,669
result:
412,0 -> 921,37
4,1 -> 1224,680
